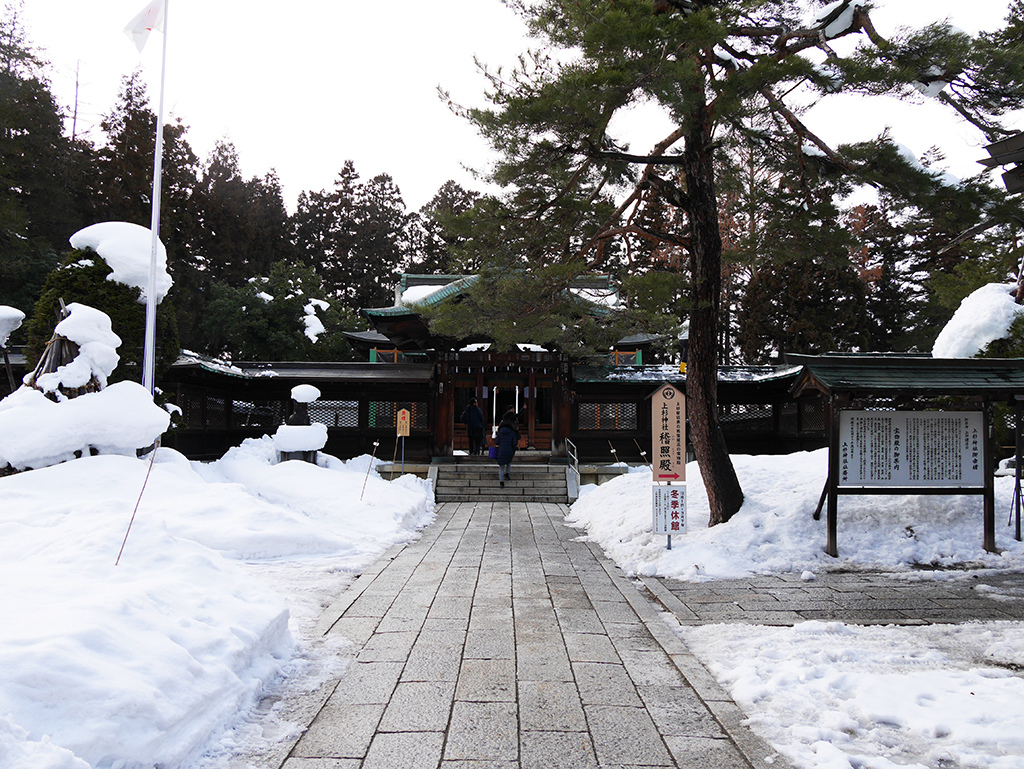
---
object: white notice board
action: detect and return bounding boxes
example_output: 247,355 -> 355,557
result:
653,485 -> 686,534
838,410 -> 984,488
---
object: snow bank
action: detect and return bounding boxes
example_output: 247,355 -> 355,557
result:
0,381 -> 169,470
0,437 -> 434,768
69,222 -> 173,304
681,621 -> 1024,769
0,305 -> 24,347
568,449 -> 1024,579
933,282 -> 1024,358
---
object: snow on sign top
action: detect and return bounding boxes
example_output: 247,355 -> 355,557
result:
932,282 -> 1024,358
0,305 -> 25,347
69,222 -> 173,304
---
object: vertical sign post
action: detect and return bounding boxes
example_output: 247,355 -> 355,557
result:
651,383 -> 686,549
397,408 -> 411,474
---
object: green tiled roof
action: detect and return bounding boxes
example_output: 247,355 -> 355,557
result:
788,354 -> 1024,398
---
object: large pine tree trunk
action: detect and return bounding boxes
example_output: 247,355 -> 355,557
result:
683,97 -> 744,526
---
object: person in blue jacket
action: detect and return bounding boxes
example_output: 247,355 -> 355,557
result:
495,409 -> 520,487
460,397 -> 485,455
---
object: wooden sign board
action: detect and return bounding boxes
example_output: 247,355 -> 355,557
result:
838,410 -> 984,488
396,408 -> 411,437
651,383 -> 686,482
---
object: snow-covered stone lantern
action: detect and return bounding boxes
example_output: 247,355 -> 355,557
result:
273,384 -> 327,464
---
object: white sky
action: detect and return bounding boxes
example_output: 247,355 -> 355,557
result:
19,0 -> 1017,212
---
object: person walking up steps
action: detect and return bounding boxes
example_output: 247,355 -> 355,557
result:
495,409 -> 520,487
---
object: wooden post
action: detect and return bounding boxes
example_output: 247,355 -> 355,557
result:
826,394 -> 840,558
984,401 -> 996,553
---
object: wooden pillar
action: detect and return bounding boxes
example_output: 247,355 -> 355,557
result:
551,355 -> 571,458
527,367 -> 537,449
826,394 -> 840,558
984,400 -> 996,553
432,358 -> 454,457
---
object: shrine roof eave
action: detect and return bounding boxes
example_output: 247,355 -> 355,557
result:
787,354 -> 1024,400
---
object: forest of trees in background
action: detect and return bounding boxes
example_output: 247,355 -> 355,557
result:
1,3 -> 1021,376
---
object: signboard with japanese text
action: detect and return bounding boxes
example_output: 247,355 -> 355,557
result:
396,408 -> 411,437
838,410 -> 984,488
653,485 -> 686,535
651,384 -> 686,482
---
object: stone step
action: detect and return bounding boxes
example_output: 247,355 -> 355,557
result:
436,480 -> 567,491
435,492 -> 568,503
433,463 -> 570,503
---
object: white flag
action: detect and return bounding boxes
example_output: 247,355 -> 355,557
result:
124,0 -> 165,52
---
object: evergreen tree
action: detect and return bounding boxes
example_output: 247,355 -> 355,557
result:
452,0 -> 1024,524
199,261 -> 358,361
294,161 -> 411,310
0,2 -> 77,325
25,253 -> 179,383
408,180 -> 482,274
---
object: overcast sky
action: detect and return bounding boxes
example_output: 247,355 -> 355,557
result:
18,0 -> 1018,212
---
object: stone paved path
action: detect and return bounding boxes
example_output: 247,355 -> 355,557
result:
277,502 -> 783,769
645,569 -> 1024,627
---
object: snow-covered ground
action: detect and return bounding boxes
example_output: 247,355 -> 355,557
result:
0,438 -> 434,769
570,451 -> 1024,769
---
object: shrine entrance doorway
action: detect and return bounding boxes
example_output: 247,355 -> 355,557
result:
437,351 -> 570,458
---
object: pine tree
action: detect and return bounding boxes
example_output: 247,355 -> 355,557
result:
453,0 -> 1024,525
0,2 -> 77,321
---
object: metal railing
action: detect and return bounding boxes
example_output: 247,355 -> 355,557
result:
565,438 -> 581,501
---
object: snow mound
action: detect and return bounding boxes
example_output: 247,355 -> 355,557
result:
933,282 -> 1024,358
0,305 -> 25,347
0,381 -> 170,470
69,222 -> 173,304
568,449 -> 1024,579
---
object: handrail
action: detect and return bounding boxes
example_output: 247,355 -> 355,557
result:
565,438 -> 581,498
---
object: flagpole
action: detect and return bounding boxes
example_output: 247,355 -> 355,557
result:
142,0 -> 168,395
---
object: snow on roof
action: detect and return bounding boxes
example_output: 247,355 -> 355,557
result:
401,285 -> 444,306
599,364 -> 800,384
570,287 -> 619,308
0,305 -> 25,347
932,282 -> 1024,358
176,350 -> 251,378
69,222 -> 173,304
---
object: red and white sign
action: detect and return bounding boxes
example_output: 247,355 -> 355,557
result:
653,485 -> 686,535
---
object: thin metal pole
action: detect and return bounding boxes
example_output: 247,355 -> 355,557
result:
1016,402 -> 1022,541
142,0 -> 169,395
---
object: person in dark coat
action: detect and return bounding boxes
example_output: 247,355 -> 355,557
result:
495,412 -> 520,487
460,397 -> 485,455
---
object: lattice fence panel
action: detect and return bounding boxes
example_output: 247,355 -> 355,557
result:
578,402 -> 638,430
309,400 -> 359,428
